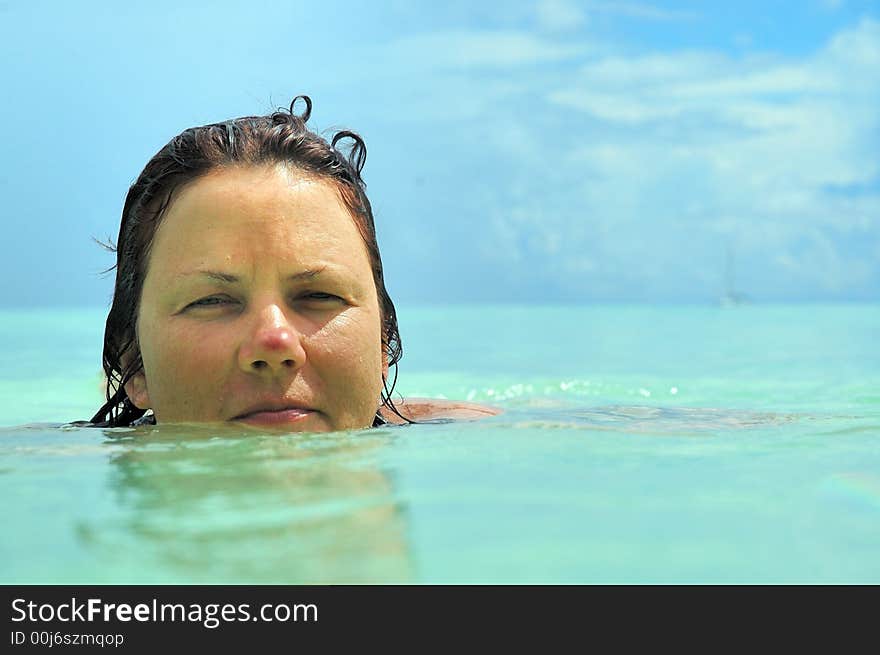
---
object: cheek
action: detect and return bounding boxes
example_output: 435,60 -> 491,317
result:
309,313 -> 384,393
140,324 -> 233,404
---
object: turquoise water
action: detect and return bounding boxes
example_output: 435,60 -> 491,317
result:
1,304 -> 878,583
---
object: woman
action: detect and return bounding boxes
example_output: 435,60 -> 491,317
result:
91,96 -> 498,430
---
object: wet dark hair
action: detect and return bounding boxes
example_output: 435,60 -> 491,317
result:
91,96 -> 406,427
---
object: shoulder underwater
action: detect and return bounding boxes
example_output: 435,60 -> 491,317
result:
381,398 -> 502,424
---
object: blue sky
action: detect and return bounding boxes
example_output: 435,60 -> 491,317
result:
1,0 -> 878,306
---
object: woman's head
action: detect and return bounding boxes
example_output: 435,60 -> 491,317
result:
92,97 -> 402,429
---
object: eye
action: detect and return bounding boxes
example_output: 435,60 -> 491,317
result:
186,295 -> 237,309
295,291 -> 346,308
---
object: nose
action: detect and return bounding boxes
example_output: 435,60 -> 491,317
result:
238,303 -> 307,375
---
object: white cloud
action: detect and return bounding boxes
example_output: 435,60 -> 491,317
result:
365,15 -> 879,300
551,20 -> 880,188
536,0 -> 586,33
584,1 -> 698,22
509,18 -> 879,298
383,29 -> 586,70
825,14 -> 880,67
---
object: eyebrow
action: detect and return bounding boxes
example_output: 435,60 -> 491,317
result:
176,266 -> 329,283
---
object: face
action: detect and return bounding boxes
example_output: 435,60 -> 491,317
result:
126,164 -> 386,431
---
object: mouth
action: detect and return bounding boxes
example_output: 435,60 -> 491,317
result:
231,406 -> 316,428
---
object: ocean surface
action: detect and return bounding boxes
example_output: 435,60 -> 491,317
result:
1,303 -> 878,583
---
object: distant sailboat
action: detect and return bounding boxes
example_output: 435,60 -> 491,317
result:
719,243 -> 749,306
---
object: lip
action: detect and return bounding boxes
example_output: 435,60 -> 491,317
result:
231,403 -> 316,427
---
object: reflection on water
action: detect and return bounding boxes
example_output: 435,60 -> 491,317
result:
2,401 -> 878,583
502,404 -> 803,435
81,425 -> 415,583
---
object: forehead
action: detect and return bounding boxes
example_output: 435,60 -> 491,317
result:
146,165 -> 370,275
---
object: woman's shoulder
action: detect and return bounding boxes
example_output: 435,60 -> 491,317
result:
380,398 -> 502,425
